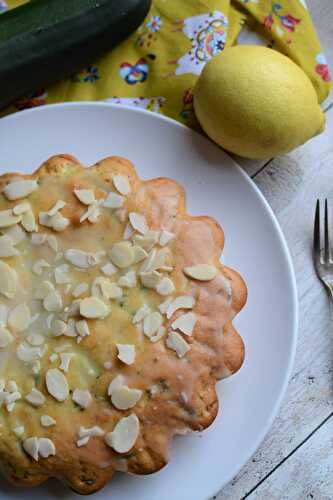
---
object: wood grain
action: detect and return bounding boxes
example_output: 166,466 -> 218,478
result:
215,86 -> 333,500
249,415 -> 333,499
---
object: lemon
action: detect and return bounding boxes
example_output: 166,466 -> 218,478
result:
193,45 -> 325,159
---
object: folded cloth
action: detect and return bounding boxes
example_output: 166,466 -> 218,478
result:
2,0 -> 331,128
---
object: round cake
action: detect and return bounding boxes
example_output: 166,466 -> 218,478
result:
0,154 -> 247,493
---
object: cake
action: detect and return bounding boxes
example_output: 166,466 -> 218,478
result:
0,154 -> 247,493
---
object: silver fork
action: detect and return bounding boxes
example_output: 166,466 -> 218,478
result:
313,199 -> 333,301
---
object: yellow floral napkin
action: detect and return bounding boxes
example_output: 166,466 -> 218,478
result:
1,0 -> 331,128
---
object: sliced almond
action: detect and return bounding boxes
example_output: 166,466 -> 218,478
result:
150,326 -> 166,343
79,426 -> 105,438
111,386 -> 142,410
25,388 -> 45,407
21,209 -> 37,232
13,201 -> 30,215
32,259 -> 50,276
116,344 -> 135,365
65,319 -> 77,337
132,233 -> 158,251
166,331 -> 190,358
158,298 -> 173,315
0,209 -> 21,228
17,342 -> 42,362
132,304 -> 150,324
105,414 -> 139,454
23,437 -> 39,461
59,353 -> 74,373
183,264 -> 218,281
47,235 -> 58,252
74,189 -> 95,205
76,436 -> 90,447
0,261 -> 17,299
129,212 -> 148,235
40,211 -> 69,232
140,270 -> 161,289
0,234 -> 19,257
66,300 -> 81,318
103,192 -> 124,209
115,208 -> 127,223
65,249 -> 97,269
166,295 -> 195,319
171,312 -> 197,336
26,333 -> 45,346
8,304 -> 30,332
54,264 -> 71,284
0,326 -> 13,348
113,174 -> 131,195
156,277 -> 175,296
43,290 -> 63,312
13,425 -> 25,437
40,415 -> 56,427
75,320 -> 90,338
80,297 -> 109,319
133,246 -> 148,263
0,304 -> 8,326
101,261 -> 117,276
92,278 -> 122,300
51,319 -> 67,337
45,368 -> 69,401
72,282 -> 88,298
47,200 -> 66,217
72,388 -> 92,409
140,248 -> 167,273
87,204 -> 101,223
38,438 -> 56,458
3,180 -> 38,200
118,270 -> 136,288
80,202 -> 101,224
31,360 -> 41,374
143,312 -> 163,338
108,374 -> 126,396
159,230 -> 175,246
110,241 -> 134,268
123,222 -> 134,240
31,233 -> 47,245
4,224 -> 26,245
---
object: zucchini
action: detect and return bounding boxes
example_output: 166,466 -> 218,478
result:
0,0 -> 151,109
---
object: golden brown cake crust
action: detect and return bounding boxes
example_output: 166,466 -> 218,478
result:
0,155 -> 247,494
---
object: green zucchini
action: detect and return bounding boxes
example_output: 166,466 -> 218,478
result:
0,0 -> 151,109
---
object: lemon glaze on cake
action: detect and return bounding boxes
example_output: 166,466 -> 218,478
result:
0,155 -> 246,493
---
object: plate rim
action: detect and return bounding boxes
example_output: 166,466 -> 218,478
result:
0,101 -> 298,499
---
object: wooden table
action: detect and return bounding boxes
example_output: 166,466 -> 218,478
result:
216,2 -> 333,498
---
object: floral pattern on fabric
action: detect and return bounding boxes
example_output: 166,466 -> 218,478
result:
263,3 -> 300,35
71,66 -> 100,84
119,58 -> 149,85
315,54 -> 331,83
135,14 -> 162,47
2,0 -> 331,121
169,12 -> 228,76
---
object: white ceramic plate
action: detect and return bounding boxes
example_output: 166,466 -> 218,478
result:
0,103 -> 297,500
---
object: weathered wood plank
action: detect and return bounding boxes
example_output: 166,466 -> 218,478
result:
215,105 -> 333,499
248,415 -> 333,499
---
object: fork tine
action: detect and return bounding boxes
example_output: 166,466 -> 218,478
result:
314,199 -> 321,259
324,198 -> 330,263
